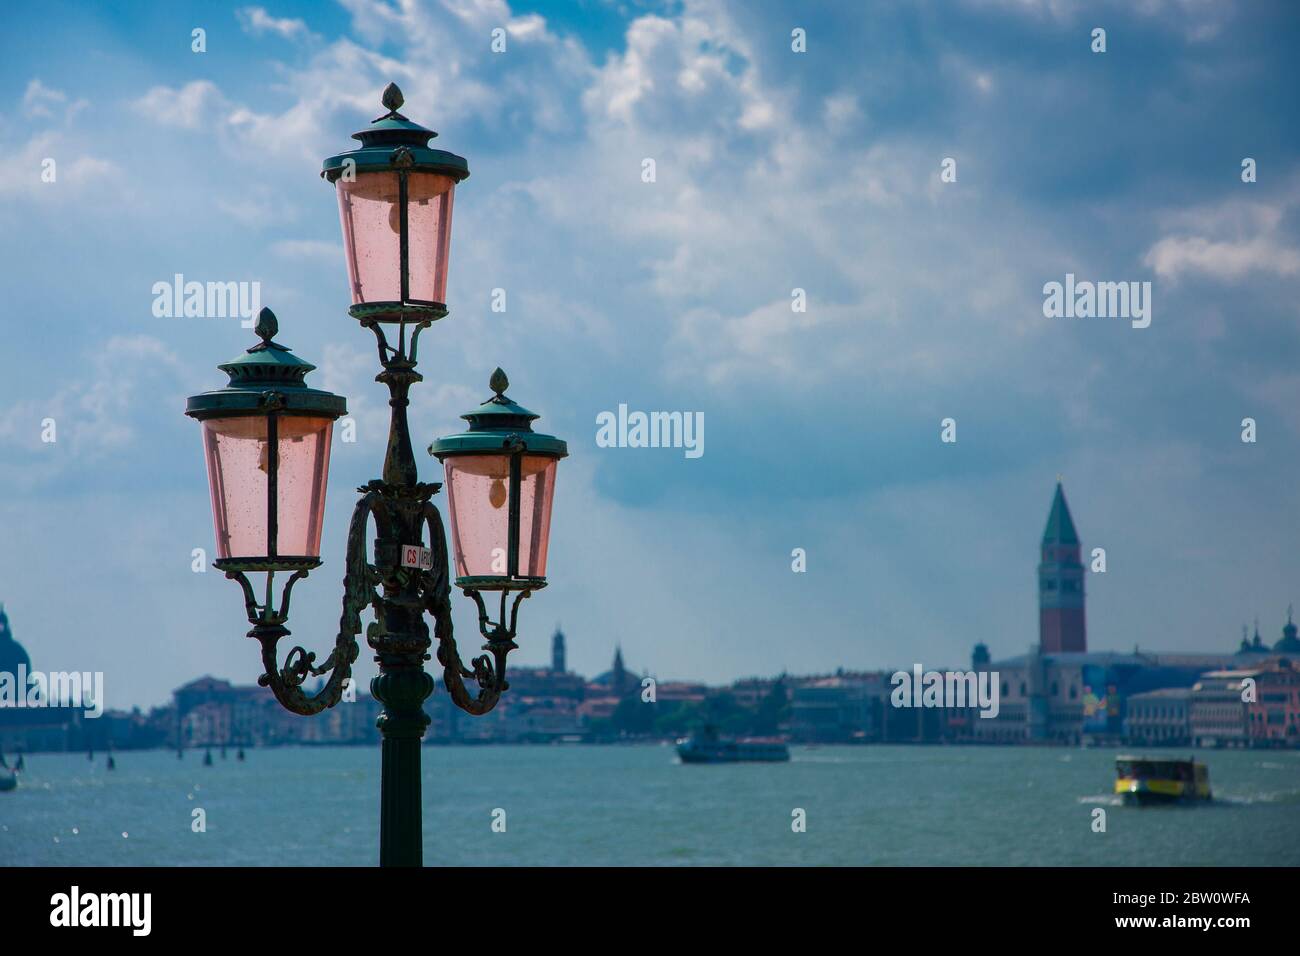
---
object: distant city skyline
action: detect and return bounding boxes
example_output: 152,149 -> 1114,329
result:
5,479 -> 1300,712
2,2 -> 1299,710
2,472 -> 1300,709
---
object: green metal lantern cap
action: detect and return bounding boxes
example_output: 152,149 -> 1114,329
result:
321,82 -> 470,183
185,308 -> 348,421
428,368 -> 568,459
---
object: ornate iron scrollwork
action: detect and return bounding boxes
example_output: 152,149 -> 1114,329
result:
224,491 -> 382,716
420,501 -> 520,716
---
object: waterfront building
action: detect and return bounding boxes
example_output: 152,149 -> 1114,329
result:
505,666 -> 586,701
170,675 -> 371,748
450,690 -> 584,743
302,687 -> 384,745
180,699 -> 231,748
1246,656 -> 1300,746
174,676 -> 234,747
1189,669 -> 1255,747
1124,688 -> 1192,746
577,695 -> 620,724
972,647 -> 1267,745
428,639 -> 589,742
230,684 -> 293,746
790,673 -> 887,743
446,666 -> 586,743
731,677 -> 780,710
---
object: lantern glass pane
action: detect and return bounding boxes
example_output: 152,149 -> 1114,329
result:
405,171 -> 455,303
336,170 -> 456,306
275,416 -> 334,557
201,415 -> 334,560
443,454 -> 558,580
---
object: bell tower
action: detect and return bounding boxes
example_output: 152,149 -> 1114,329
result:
551,626 -> 566,673
1038,481 -> 1086,653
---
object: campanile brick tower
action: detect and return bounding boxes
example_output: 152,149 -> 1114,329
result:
1038,481 -> 1087,653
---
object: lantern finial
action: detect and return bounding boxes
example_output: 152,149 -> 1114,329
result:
381,82 -> 404,114
489,368 -> 509,398
255,307 -> 279,344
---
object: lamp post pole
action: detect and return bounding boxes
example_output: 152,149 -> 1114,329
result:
185,84 -> 566,867
370,334 -> 436,868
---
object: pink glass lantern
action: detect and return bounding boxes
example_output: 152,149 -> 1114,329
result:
201,414 -> 335,561
441,454 -> 558,580
322,83 -> 469,322
429,369 -> 567,590
185,308 -> 347,570
337,171 -> 456,309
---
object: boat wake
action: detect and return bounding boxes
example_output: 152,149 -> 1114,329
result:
1215,788 -> 1300,806
1079,789 -> 1300,808
1078,793 -> 1123,806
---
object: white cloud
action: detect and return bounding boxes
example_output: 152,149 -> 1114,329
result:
132,0 -> 590,172
459,2 -> 1080,394
0,131 -> 117,200
20,78 -> 89,123
131,70 -> 359,165
1144,193 -> 1300,283
0,82 -> 114,203
237,6 -> 315,41
22,78 -> 66,118
1145,235 -> 1300,283
583,11 -> 776,136
131,80 -> 226,130
104,0 -> 1088,404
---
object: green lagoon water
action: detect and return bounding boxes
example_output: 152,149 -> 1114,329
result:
3,744 -> 1298,866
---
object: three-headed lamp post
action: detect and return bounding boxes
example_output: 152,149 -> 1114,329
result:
184,83 -> 567,867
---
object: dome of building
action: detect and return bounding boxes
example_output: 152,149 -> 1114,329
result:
590,646 -> 642,691
1275,606 -> 1300,653
0,604 -> 32,676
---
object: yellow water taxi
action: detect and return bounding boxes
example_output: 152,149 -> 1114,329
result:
1115,756 -> 1211,805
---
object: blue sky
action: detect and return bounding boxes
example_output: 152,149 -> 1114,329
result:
1,0 -> 1298,710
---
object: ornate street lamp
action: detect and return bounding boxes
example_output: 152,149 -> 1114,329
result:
184,83 -> 565,867
430,368 -> 567,647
